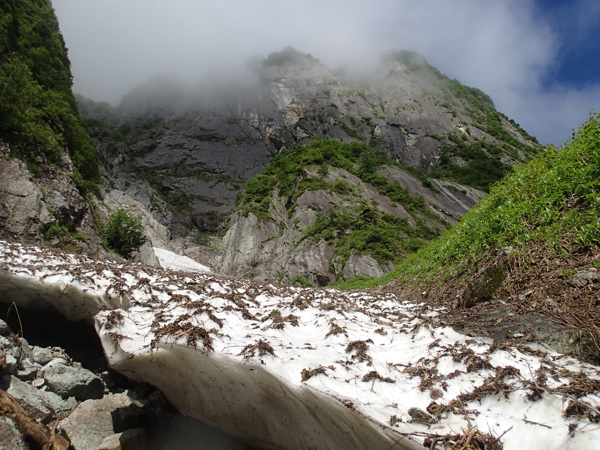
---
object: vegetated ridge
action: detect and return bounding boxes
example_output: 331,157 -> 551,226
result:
216,138 -> 485,285
0,0 -> 106,253
341,113 -> 600,363
0,2 -> 169,262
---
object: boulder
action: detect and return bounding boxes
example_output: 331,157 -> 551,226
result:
0,375 -> 77,422
0,319 -> 9,336
572,267 -> 600,287
59,393 -> 149,450
0,349 -> 17,375
31,346 -> 55,366
40,360 -> 105,400
462,262 -> 509,307
15,360 -> 40,381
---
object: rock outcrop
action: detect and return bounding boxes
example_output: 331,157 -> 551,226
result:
214,164 -> 484,284
0,142 -> 103,255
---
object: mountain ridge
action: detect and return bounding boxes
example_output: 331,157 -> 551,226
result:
78,46 -> 539,280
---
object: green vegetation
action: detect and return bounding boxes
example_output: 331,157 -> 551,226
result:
263,46 -> 318,67
39,222 -> 87,248
237,139 -> 435,219
429,136 -> 510,191
292,274 -> 314,288
335,113 -> 600,290
301,205 -> 434,277
237,139 -> 444,278
447,81 -> 538,154
0,1 -> 99,183
104,210 -> 147,259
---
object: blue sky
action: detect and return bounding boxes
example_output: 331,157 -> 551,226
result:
52,0 -> 600,145
538,0 -> 600,89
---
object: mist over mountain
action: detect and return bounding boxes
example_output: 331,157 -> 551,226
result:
78,46 -> 539,283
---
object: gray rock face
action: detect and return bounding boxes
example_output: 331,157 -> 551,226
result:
40,360 -> 105,400
0,142 -> 104,254
78,48 -> 536,242
214,165 -> 484,284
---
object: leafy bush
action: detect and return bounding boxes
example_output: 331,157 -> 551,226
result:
104,210 -> 147,259
292,274 -> 314,288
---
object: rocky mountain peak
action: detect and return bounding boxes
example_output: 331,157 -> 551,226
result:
77,46 -> 540,281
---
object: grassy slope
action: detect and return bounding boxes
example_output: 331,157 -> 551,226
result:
337,113 -> 600,290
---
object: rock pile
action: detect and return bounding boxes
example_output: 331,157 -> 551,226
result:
0,318 -> 250,450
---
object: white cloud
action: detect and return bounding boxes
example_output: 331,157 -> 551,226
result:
52,0 -> 600,144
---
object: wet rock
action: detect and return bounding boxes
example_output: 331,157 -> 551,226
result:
59,393 -> 148,450
572,267 -> 600,287
40,360 -> 105,400
0,375 -> 77,422
0,417 -> 27,450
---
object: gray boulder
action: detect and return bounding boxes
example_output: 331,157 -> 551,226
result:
0,319 -> 9,336
572,267 -> 600,287
15,359 -> 41,381
0,349 -> 17,375
40,359 -> 105,400
31,345 -> 55,366
0,375 -> 77,422
59,393 -> 149,450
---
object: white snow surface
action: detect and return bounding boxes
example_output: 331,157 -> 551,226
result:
153,247 -> 212,274
1,240 -> 600,449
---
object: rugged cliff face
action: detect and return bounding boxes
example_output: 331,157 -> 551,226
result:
214,140 -> 486,285
80,47 -> 538,235
78,47 -> 539,280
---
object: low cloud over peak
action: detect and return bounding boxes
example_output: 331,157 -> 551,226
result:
53,0 -> 600,144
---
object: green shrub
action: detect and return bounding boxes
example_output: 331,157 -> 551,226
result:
292,274 -> 314,288
104,210 -> 147,259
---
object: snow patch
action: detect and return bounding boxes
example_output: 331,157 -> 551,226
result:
2,240 -> 600,449
153,247 -> 211,273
